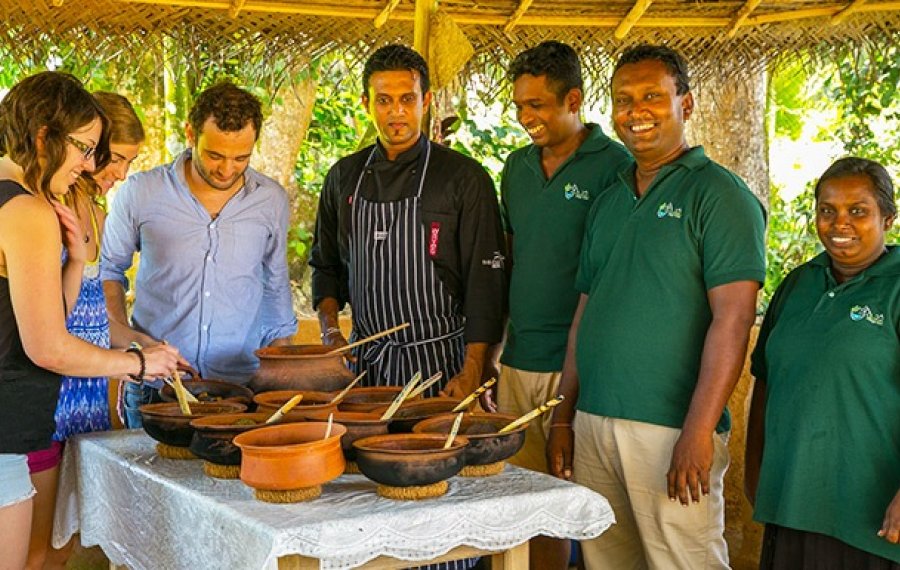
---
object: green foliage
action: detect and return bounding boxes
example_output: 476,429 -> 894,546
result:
295,56 -> 369,195
768,57 -> 814,141
820,44 -> 900,166
763,184 -> 819,307
446,103 -> 527,189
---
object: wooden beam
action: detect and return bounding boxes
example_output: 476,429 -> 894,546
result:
374,0 -> 402,28
228,0 -> 245,18
725,0 -> 763,38
112,0 -> 900,29
831,0 -> 868,24
614,0 -> 653,39
503,0 -> 534,33
413,0 -> 436,57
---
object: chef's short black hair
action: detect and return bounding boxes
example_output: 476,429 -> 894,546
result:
363,44 -> 430,94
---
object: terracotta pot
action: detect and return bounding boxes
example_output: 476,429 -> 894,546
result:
140,402 -> 247,448
233,422 -> 347,491
413,413 -> 526,467
250,344 -> 355,393
337,386 -> 404,413
352,433 -> 469,488
252,390 -> 339,416
374,397 -> 463,433
160,379 -> 254,409
188,411 -> 306,466
303,410 -> 389,460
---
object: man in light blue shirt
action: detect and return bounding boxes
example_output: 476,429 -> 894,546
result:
102,82 -> 297,427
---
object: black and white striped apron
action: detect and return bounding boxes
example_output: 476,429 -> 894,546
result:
350,143 -> 474,570
349,142 -> 466,399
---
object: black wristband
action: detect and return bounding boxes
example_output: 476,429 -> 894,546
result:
126,347 -> 146,382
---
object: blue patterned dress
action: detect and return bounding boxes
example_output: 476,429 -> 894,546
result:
53,206 -> 112,441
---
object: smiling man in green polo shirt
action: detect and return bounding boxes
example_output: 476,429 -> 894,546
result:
488,40 -> 630,570
548,45 -> 766,569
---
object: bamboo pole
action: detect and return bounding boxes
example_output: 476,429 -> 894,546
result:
726,0 -> 763,38
614,0 -> 653,39
112,0 -> 900,29
374,0 -> 402,28
229,0 -> 245,18
503,0 -> 534,33
831,0 -> 868,25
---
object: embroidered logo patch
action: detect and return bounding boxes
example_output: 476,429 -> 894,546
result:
373,230 -> 388,241
481,251 -> 505,269
657,202 -> 683,219
850,305 -> 884,326
429,222 -> 440,257
564,183 -> 590,201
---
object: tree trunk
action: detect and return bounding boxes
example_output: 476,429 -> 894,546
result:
687,69 -> 769,208
686,68 -> 768,570
250,73 -> 318,285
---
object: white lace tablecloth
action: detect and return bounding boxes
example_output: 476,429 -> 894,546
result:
53,430 -> 614,570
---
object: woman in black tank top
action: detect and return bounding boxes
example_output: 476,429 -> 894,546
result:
0,72 -> 183,569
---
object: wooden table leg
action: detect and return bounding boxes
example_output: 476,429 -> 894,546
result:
491,540 -> 529,570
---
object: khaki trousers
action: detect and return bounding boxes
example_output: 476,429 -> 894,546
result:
573,413 -> 730,570
497,366 -> 562,474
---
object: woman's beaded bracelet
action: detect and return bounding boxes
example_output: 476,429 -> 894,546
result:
549,423 -> 573,429
126,346 -> 146,383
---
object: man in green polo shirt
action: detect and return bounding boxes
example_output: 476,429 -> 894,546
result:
548,45 -> 766,569
489,40 -> 630,570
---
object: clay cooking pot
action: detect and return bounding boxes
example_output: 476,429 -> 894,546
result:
139,401 -> 247,448
250,344 -> 355,393
413,412 -> 526,467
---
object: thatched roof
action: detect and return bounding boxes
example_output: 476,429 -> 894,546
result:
4,0 -> 899,88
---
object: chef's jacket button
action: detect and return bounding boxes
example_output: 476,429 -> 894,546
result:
206,255 -> 212,262
204,291 -> 211,297
202,325 -> 209,331
210,223 -> 216,229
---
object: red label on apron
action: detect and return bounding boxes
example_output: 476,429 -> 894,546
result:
429,222 -> 440,257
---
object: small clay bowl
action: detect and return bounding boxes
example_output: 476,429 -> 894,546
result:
303,410 -> 390,461
413,413 -> 526,474
253,390 -> 339,415
337,386 -> 404,413
160,379 -> 254,408
251,344 -> 355,393
188,411 -> 306,467
352,433 -> 469,490
140,402 -> 247,448
375,397 -> 463,433
233,422 -> 347,498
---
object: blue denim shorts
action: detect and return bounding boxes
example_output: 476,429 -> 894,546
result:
0,453 -> 35,508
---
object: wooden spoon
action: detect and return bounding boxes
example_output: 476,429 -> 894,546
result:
498,395 -> 565,434
327,323 -> 410,355
264,394 -> 304,424
443,412 -> 464,449
329,371 -> 367,404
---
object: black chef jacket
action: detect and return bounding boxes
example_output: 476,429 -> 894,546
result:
310,136 -> 508,344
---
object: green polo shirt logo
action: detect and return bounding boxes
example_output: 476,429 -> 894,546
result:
656,202 -> 683,219
564,183 -> 590,201
850,305 -> 884,326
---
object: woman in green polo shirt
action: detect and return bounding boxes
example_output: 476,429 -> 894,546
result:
746,156 -> 900,568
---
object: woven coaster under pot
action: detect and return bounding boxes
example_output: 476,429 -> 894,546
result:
344,461 -> 361,475
157,443 -> 197,460
203,462 -> 240,479
460,461 -> 505,477
377,480 -> 448,500
254,485 -> 322,504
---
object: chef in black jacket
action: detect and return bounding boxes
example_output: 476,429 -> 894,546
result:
310,44 -> 507,405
